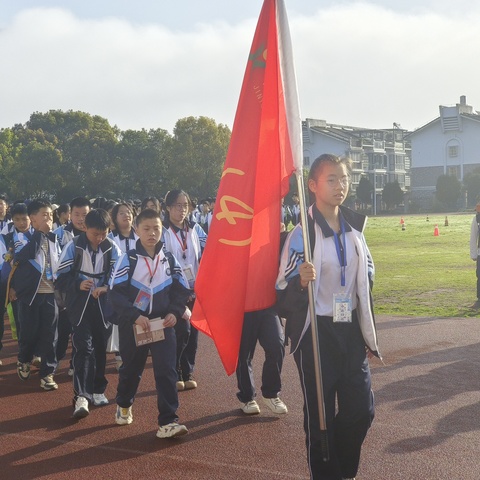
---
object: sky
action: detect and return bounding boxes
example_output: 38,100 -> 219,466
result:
1,0 -> 480,133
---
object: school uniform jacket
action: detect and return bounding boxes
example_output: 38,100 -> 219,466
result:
161,220 -> 207,286
469,214 -> 480,260
276,205 -> 380,357
0,227 -> 33,269
12,230 -> 62,305
108,240 -> 191,326
54,222 -> 78,249
108,229 -> 139,254
54,233 -> 121,327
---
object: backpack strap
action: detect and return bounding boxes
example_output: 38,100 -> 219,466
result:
128,252 -> 138,274
72,237 -> 113,280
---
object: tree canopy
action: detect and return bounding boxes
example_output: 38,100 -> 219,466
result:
435,174 -> 461,210
356,176 -> 373,205
382,181 -> 404,210
0,110 -> 231,203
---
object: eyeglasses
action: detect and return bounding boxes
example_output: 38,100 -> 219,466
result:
173,203 -> 189,211
325,177 -> 349,188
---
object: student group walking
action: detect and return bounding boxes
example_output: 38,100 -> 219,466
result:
0,154 -> 380,480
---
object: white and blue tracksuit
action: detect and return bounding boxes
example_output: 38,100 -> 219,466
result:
55,234 -> 121,403
108,239 -> 191,426
13,230 -> 62,378
162,220 -> 206,381
276,205 -> 379,480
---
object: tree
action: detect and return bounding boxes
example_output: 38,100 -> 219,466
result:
435,174 -> 461,210
117,128 -> 172,199
356,176 -> 373,206
463,168 -> 480,206
382,181 -> 404,210
9,139 -> 64,199
168,116 -> 231,199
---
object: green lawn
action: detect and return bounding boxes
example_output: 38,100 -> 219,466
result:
365,213 -> 477,317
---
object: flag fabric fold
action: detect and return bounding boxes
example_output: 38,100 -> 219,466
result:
191,0 -> 303,375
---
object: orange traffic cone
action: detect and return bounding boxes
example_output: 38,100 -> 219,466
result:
434,224 -> 439,236
400,217 -> 405,225
444,216 -> 449,227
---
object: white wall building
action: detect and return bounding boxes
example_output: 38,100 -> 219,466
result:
302,119 -> 411,209
408,95 -> 480,208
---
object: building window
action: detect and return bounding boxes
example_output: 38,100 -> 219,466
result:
303,156 -> 310,167
447,166 -> 459,178
448,145 -> 458,157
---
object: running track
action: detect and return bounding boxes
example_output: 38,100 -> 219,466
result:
1,315 -> 479,479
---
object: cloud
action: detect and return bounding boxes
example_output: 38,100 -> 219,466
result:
1,4 -> 480,132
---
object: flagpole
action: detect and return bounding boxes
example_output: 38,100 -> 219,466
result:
295,170 -> 330,463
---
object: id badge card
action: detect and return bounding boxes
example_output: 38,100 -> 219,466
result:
45,266 -> 53,281
333,293 -> 352,323
183,264 -> 195,289
134,288 -> 151,311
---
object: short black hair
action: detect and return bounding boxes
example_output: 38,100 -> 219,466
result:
308,154 -> 352,182
27,199 -> 52,216
141,196 -> 161,212
136,208 -> 162,226
11,203 -> 28,217
85,209 -> 111,230
70,196 -> 91,210
57,204 -> 70,216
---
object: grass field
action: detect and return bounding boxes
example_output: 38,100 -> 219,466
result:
365,212 -> 478,317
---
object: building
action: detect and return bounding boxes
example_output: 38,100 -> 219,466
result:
408,95 -> 480,208
302,118 -> 411,211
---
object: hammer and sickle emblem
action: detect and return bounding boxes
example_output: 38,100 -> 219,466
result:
216,168 -> 254,246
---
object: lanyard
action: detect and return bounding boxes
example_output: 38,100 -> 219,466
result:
332,218 -> 347,287
144,256 -> 160,284
171,227 -> 188,259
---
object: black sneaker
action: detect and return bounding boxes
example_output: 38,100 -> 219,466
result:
17,361 -> 31,381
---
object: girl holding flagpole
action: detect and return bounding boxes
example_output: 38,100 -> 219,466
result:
276,154 -> 380,480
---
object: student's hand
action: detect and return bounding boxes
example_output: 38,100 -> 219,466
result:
9,288 -> 16,302
163,313 -> 177,328
299,262 -> 316,288
182,307 -> 191,321
135,315 -> 151,332
80,279 -> 94,291
91,286 -> 107,298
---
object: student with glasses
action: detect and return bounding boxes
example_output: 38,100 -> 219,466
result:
162,190 -> 207,391
276,154 -> 380,480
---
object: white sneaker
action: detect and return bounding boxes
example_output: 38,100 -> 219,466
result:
156,422 -> 188,438
93,393 -> 109,406
40,374 -> 58,391
73,396 -> 89,418
263,397 -> 288,414
115,405 -> 133,425
241,400 -> 261,415
31,356 -> 42,368
184,375 -> 197,390
68,368 -> 74,377
176,380 -> 185,391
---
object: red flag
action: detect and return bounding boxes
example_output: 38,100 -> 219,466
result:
191,0 -> 303,375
